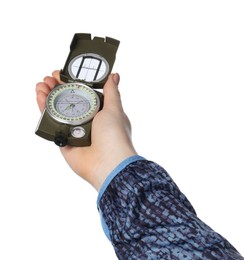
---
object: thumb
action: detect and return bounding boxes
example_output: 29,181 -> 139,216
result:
103,73 -> 123,111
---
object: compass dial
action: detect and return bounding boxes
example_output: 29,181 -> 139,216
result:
46,83 -> 100,125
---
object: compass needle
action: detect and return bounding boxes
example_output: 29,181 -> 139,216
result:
64,104 -> 72,111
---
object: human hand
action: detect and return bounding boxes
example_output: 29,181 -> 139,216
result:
36,71 -> 137,190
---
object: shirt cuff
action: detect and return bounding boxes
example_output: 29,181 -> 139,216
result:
97,155 -> 145,205
96,155 -> 145,240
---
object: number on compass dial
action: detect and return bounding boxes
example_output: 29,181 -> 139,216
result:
46,82 -> 100,125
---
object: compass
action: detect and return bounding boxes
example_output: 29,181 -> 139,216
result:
46,83 -> 100,125
35,33 -> 119,147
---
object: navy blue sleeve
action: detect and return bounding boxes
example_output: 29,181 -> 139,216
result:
97,157 -> 243,259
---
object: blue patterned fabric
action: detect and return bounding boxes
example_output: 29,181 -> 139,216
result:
97,158 -> 243,259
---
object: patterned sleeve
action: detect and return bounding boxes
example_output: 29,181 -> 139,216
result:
97,156 -> 243,260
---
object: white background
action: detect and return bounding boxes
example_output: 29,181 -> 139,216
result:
0,1 -> 243,259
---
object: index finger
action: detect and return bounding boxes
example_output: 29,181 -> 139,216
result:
52,70 -> 64,84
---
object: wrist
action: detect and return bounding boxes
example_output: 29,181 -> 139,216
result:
90,148 -> 138,191
97,155 -> 145,203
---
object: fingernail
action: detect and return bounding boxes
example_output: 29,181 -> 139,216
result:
112,73 -> 120,85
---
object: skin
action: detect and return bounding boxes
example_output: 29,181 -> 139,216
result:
36,70 -> 137,191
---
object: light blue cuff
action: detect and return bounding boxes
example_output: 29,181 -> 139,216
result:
97,155 -> 145,240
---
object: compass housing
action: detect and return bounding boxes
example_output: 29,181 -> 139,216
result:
35,33 -> 119,147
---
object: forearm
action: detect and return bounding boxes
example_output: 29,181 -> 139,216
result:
97,157 -> 243,259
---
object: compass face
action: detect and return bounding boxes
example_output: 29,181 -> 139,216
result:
46,82 -> 100,125
68,53 -> 109,83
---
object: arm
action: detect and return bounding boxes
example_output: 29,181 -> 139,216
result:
98,158 -> 243,259
36,71 -> 243,259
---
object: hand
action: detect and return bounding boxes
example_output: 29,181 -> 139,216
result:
36,71 -> 137,190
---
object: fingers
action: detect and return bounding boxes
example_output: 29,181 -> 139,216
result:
36,75 -> 59,94
43,76 -> 59,89
36,82 -> 50,96
36,71 -> 60,112
36,90 -> 47,112
52,70 -> 63,84
103,73 -> 123,111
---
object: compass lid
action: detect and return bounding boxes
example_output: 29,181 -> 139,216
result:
60,33 -> 120,89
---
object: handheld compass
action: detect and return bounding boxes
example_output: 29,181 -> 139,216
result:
35,33 -> 119,147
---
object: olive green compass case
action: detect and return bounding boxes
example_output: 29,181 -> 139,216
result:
35,33 -> 119,147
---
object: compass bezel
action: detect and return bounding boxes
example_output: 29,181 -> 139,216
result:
46,82 -> 100,125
